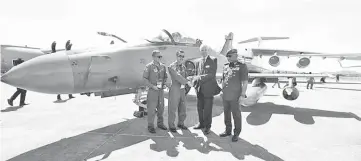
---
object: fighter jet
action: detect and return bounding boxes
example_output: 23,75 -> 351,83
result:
0,29 -> 336,105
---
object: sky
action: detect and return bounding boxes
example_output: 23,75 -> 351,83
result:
1,0 -> 361,73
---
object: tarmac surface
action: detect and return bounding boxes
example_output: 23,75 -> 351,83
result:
1,79 -> 361,161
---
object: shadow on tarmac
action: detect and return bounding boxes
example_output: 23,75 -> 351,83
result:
6,94 -> 360,161
1,105 -> 25,112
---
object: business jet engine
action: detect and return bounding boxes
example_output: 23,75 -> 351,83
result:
282,87 -> 300,100
296,57 -> 311,68
268,55 -> 280,67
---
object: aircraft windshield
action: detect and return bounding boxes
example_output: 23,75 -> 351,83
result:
147,30 -> 202,46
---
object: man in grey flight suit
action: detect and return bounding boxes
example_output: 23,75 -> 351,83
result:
220,49 -> 249,142
167,50 -> 193,132
143,50 -> 168,133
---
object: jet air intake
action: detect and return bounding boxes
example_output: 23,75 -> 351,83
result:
268,56 -> 280,67
296,57 -> 310,68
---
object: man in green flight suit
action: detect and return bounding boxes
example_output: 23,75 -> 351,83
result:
220,49 -> 249,142
167,50 -> 193,132
143,50 -> 168,133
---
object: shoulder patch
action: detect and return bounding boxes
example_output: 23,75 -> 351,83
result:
160,63 -> 166,68
145,62 -> 153,67
169,61 -> 176,67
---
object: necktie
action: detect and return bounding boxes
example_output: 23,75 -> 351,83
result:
200,58 -> 206,74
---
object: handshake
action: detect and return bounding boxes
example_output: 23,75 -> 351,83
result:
187,74 -> 205,81
186,75 -> 204,87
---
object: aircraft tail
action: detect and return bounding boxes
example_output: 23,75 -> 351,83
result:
219,32 -> 233,56
238,37 -> 289,47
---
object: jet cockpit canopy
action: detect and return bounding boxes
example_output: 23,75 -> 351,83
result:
145,29 -> 202,47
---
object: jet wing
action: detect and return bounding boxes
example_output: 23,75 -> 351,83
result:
289,53 -> 361,60
248,73 -> 329,78
251,48 -> 361,60
251,48 -> 324,56
216,73 -> 330,80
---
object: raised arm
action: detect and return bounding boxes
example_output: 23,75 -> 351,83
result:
168,65 -> 188,85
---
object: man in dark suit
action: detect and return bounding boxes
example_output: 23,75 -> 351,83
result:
193,45 -> 221,135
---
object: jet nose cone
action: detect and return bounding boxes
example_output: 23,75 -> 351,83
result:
1,73 -> 9,83
1,64 -> 28,85
2,52 -> 75,94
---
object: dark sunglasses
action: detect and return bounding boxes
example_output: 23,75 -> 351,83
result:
226,55 -> 233,57
177,55 -> 185,58
155,56 -> 162,58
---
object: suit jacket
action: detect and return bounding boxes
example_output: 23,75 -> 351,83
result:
195,55 -> 221,97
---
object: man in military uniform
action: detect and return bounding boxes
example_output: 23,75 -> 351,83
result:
193,45 -> 221,135
143,50 -> 168,133
167,50 -> 193,132
7,58 -> 28,106
220,49 -> 249,142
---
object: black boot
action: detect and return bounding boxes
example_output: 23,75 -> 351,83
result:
69,94 -> 75,99
232,131 -> 240,142
19,102 -> 29,106
232,135 -> 239,142
193,123 -> 204,130
148,127 -> 156,133
57,94 -> 61,100
7,99 -> 13,106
